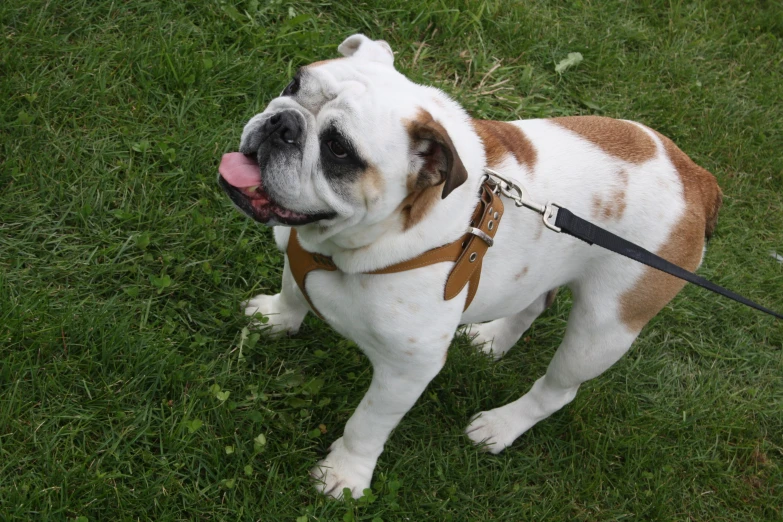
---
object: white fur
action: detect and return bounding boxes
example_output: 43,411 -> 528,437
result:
238,35 -> 703,499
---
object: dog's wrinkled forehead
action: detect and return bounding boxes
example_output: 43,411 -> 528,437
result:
289,35 -> 402,115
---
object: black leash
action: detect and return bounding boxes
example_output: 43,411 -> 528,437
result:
553,207 -> 782,320
482,168 -> 782,320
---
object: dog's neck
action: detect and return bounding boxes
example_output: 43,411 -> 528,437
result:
328,180 -> 482,273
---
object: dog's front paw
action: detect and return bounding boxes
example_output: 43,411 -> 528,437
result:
310,437 -> 376,500
465,409 -> 520,454
243,293 -> 301,335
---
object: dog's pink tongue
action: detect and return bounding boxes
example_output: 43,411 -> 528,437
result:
219,153 -> 262,188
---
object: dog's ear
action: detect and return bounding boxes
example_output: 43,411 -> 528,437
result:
407,110 -> 468,199
337,34 -> 394,67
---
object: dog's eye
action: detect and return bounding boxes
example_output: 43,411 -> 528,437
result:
283,77 -> 300,96
326,140 -> 348,159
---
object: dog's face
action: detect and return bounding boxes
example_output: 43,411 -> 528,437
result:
218,35 -> 467,239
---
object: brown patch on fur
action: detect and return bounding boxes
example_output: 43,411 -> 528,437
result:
442,350 -> 448,365
400,108 -> 468,229
552,116 -> 656,164
590,169 -> 629,221
408,337 -> 417,344
594,190 -> 627,220
591,194 -> 603,219
617,197 -> 628,218
609,197 -> 627,220
399,183 -> 441,231
545,288 -> 559,309
406,108 -> 468,198
361,165 -> 385,206
620,130 -> 722,332
515,266 -> 529,281
404,350 -> 414,356
441,333 -> 450,340
472,119 -> 537,171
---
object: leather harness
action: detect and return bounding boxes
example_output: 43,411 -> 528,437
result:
287,181 -> 504,319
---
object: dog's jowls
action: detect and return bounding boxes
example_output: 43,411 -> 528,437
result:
218,34 -> 722,499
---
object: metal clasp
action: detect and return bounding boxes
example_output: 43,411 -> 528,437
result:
483,168 -> 551,218
483,168 -> 563,234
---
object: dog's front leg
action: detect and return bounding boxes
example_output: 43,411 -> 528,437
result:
243,256 -> 309,335
311,346 -> 447,499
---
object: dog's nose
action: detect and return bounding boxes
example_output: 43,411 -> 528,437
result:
264,111 -> 301,145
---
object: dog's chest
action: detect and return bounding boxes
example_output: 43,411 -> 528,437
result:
301,264 -> 466,357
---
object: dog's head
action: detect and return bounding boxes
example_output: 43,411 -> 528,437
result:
218,35 -> 469,240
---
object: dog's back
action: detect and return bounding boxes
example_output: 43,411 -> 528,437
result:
467,115 -> 722,332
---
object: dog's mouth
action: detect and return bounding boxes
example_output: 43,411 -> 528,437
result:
218,153 -> 334,226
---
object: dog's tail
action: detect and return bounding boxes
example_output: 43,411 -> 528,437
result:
704,183 -> 723,241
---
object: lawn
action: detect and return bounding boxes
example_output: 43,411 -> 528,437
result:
1,0 -> 781,520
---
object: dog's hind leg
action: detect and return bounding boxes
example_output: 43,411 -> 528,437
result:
465,283 -> 640,453
465,288 -> 558,360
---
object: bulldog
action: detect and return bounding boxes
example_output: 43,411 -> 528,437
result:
218,34 -> 722,499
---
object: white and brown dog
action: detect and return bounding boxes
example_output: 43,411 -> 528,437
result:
218,34 -> 722,498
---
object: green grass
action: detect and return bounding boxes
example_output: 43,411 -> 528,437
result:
1,0 -> 781,520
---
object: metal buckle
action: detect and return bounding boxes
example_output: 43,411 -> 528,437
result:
467,226 -> 493,247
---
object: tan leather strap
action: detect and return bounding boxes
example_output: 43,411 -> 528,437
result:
443,183 -> 504,307
287,228 -> 338,319
286,181 -> 504,319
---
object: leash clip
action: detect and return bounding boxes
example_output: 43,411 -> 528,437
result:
483,168 -> 563,233
483,168 -> 547,215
